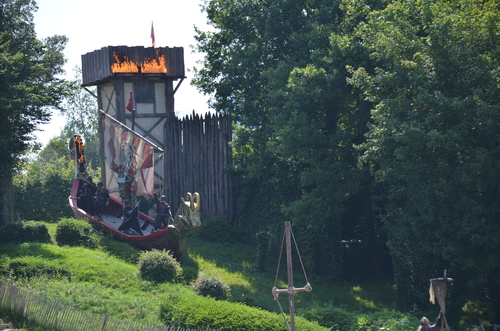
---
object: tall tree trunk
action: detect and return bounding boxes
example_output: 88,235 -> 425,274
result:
0,166 -> 14,226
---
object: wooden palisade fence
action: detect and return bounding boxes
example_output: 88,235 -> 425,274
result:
0,282 -> 219,331
164,112 -> 233,220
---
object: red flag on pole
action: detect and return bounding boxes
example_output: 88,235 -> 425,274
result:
126,91 -> 134,112
151,21 -> 155,47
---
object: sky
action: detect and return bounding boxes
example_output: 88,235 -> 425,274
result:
33,0 -> 213,145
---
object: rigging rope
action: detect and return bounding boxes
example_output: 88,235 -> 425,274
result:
273,228 -> 285,288
159,151 -> 165,194
275,292 -> 291,331
291,229 -> 310,285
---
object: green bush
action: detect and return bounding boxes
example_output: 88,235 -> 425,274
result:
55,218 -> 98,248
193,275 -> 230,300
0,221 -> 51,244
160,292 -> 327,331
137,249 -> 180,283
5,260 -> 70,279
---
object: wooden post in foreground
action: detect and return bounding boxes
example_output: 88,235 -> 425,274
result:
272,221 -> 312,331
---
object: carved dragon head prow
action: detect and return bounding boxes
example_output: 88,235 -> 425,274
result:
173,192 -> 201,233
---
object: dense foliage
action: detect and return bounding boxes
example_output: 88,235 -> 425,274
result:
194,0 -> 380,280
194,0 -> 500,324
350,0 -> 500,319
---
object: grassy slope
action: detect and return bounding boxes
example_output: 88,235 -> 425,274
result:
182,234 -> 397,314
0,222 -> 398,328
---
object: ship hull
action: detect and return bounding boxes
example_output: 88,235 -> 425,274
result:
69,179 -> 181,258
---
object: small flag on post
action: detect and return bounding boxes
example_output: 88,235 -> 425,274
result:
151,21 -> 155,47
126,91 -> 134,112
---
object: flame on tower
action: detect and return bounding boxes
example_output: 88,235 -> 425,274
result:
111,49 -> 167,74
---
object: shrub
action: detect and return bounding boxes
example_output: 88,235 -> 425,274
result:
55,218 -> 98,248
193,275 -> 230,300
160,292 -> 327,331
5,260 -> 70,279
137,249 -> 180,283
0,221 -> 51,244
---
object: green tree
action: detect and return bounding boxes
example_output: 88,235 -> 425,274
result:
194,0 -> 382,277
13,137 -> 74,222
352,0 -> 500,320
0,0 -> 67,223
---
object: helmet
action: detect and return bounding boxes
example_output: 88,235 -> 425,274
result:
97,182 -> 103,187
87,175 -> 92,181
125,199 -> 131,206
160,195 -> 167,201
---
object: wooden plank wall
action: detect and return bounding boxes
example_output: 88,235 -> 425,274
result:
164,112 -> 233,220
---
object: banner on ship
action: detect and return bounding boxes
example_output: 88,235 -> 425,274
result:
102,114 -> 154,197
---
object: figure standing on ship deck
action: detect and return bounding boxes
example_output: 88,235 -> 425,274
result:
119,199 -> 144,235
79,175 -> 96,214
95,182 -> 110,221
153,194 -> 173,230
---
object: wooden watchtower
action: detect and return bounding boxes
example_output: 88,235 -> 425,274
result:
81,46 -> 233,219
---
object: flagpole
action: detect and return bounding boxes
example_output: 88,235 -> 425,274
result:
132,109 -> 135,130
125,90 -> 135,130
99,109 -> 164,153
151,21 -> 155,48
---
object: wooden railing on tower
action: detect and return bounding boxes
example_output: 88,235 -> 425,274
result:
164,112 -> 233,220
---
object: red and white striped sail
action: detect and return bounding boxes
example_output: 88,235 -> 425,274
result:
102,113 -> 154,197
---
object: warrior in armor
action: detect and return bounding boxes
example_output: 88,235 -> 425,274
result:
95,182 -> 110,221
78,175 -> 97,214
119,199 -> 143,235
153,194 -> 173,230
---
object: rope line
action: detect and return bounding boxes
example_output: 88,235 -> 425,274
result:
291,228 -> 309,285
275,294 -> 291,331
274,227 -> 286,288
